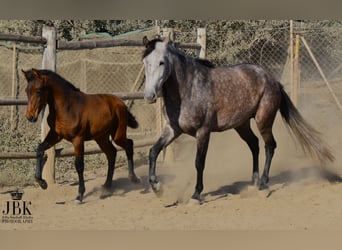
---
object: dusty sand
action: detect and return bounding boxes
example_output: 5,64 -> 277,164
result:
1,86 -> 342,231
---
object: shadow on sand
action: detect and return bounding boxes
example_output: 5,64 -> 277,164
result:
202,166 -> 342,202
80,173 -> 176,200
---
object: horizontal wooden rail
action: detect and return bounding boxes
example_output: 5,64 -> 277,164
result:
0,34 -> 47,44
0,92 -> 145,106
58,38 -> 201,51
0,33 -> 201,58
58,39 -> 143,50
0,33 -> 201,51
175,42 -> 202,50
0,99 -> 28,106
0,137 -> 157,160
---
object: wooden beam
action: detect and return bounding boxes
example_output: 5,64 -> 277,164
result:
196,28 -> 206,59
0,33 -> 200,51
292,34 -> 300,106
0,34 -> 47,44
58,38 -> 201,51
0,99 -> 27,106
0,137 -> 157,160
58,39 -> 143,50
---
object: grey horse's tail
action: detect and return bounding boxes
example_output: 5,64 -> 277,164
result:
279,84 -> 334,163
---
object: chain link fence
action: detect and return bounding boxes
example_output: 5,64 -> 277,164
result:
296,24 -> 342,82
291,22 -> 342,114
1,20 -> 342,186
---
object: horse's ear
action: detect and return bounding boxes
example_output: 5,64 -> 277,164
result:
21,69 -> 33,81
143,36 -> 149,47
31,68 -> 41,79
21,69 -> 28,78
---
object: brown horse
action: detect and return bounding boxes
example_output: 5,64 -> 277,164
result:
22,69 -> 140,203
142,35 -> 335,202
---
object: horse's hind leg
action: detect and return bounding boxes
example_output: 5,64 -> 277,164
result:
255,98 -> 279,190
258,129 -> 276,190
72,137 -> 86,203
125,138 -> 140,183
235,121 -> 260,186
192,128 -> 211,201
112,131 -> 140,183
96,137 -> 117,188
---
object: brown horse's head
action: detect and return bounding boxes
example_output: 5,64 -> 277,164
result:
22,69 -> 48,122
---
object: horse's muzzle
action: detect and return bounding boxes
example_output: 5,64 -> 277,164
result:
26,115 -> 38,123
144,93 -> 157,104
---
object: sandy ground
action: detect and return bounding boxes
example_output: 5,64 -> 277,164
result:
1,85 -> 342,230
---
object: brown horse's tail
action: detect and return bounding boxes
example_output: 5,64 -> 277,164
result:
127,109 -> 139,129
279,84 -> 335,163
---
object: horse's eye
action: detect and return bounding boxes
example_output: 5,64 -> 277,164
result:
159,61 -> 164,66
36,89 -> 41,95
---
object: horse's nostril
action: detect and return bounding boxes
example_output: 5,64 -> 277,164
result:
27,116 -> 37,122
150,95 -> 157,103
144,93 -> 157,104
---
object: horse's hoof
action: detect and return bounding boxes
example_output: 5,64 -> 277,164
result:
252,173 -> 260,186
129,175 -> 141,184
259,183 -> 269,191
187,198 -> 201,206
102,183 -> 112,190
151,181 -> 161,191
36,178 -> 48,190
151,181 -> 163,197
74,195 -> 84,204
252,179 -> 260,187
74,199 -> 83,204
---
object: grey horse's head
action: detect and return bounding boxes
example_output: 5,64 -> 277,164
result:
142,35 -> 172,103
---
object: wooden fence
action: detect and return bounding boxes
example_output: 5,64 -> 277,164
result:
0,25 -> 206,185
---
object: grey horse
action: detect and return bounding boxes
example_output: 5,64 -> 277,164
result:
142,35 -> 334,202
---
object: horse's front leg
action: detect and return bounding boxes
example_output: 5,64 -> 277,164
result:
35,130 -> 61,189
149,124 -> 180,194
73,137 -> 85,203
191,128 -> 211,202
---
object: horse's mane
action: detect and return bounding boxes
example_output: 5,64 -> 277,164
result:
168,44 -> 215,68
195,58 -> 215,68
143,38 -> 215,68
37,69 -> 80,92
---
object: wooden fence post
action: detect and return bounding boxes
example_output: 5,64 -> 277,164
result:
291,34 -> 300,107
196,28 -> 206,59
41,25 -> 56,185
10,43 -> 17,130
161,27 -> 174,41
289,20 -> 294,100
81,50 -> 87,92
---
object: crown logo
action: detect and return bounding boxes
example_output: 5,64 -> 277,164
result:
10,189 -> 23,200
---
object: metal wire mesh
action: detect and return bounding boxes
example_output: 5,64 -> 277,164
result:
298,27 -> 342,82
